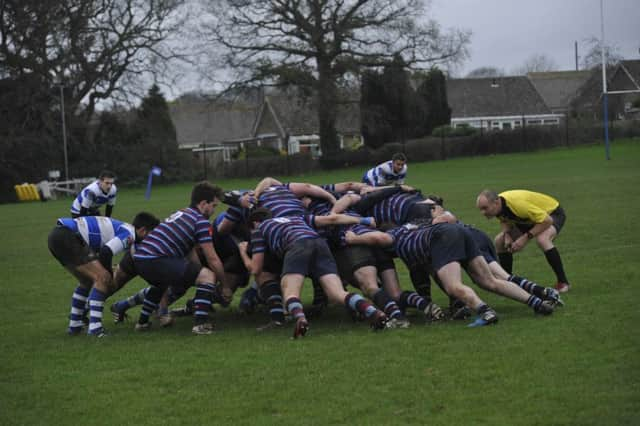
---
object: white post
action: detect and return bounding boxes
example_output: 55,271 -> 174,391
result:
600,0 -> 610,160
59,85 -> 70,182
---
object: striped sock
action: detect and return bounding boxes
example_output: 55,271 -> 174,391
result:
526,295 -> 543,311
88,288 -> 106,335
138,286 -> 163,325
508,275 -> 545,298
285,297 -> 306,320
260,281 -> 285,323
398,290 -> 428,312
345,293 -> 377,318
68,286 -> 89,334
193,282 -> 215,325
372,289 -> 403,319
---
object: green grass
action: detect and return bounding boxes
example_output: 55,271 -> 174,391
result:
1,139 -> 639,425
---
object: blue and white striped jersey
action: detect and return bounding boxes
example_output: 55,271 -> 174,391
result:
133,207 -> 211,260
362,161 -> 407,187
257,184 -> 306,218
70,180 -> 117,215
57,216 -> 134,255
250,215 -> 319,259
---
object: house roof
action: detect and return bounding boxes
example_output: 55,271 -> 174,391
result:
168,93 -> 260,146
570,60 -> 640,110
609,59 -> 640,91
255,86 -> 361,137
447,76 -> 552,118
527,70 -> 593,111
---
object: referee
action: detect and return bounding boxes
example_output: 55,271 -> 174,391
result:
476,189 -> 571,293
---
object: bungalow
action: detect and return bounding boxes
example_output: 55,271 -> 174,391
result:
446,76 -> 564,130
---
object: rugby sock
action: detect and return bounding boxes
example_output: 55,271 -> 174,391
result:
114,287 -> 149,313
372,289 -> 403,319
259,280 -> 285,323
409,268 -> 431,298
345,293 -> 377,318
508,275 -> 546,298
87,288 -> 106,335
138,286 -> 163,324
398,290 -> 429,312
498,252 -> 513,274
68,286 -> 89,334
193,282 -> 215,325
311,280 -> 328,306
526,295 -> 543,311
285,297 -> 306,320
476,303 -> 490,314
543,248 -> 569,284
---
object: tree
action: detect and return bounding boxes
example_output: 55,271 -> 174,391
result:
580,36 -> 623,70
465,67 -> 505,78
0,0 -> 185,121
199,0 -> 470,156
416,68 -> 450,134
512,53 -> 558,75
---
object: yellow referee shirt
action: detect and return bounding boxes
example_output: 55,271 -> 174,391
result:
498,190 -> 559,225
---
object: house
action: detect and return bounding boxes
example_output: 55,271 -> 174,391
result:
249,86 -> 363,157
569,60 -> 640,120
446,76 -> 564,130
168,91 -> 260,165
527,70 -> 592,114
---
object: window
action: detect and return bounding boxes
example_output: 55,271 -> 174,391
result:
543,119 -> 559,124
502,122 -> 512,130
527,119 -> 541,125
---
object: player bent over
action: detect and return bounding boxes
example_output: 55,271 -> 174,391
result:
47,212 -> 159,336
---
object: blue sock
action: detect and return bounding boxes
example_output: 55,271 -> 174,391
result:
88,288 -> 106,335
69,286 -> 89,334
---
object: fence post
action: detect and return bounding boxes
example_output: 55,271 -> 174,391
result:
565,113 -> 570,146
202,142 -> 207,180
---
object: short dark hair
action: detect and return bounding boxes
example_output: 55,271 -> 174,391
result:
249,207 -> 272,224
132,212 -> 160,230
190,181 -> 223,207
99,170 -> 116,180
426,195 -> 444,206
392,152 -> 407,162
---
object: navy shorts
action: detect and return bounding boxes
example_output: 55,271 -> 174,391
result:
334,245 -> 395,285
48,225 -> 97,267
133,257 -> 201,290
282,239 -> 338,281
430,223 -> 481,271
117,250 -> 138,277
464,226 -> 497,263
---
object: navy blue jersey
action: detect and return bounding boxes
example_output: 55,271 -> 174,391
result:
134,207 -> 211,260
257,184 -> 306,218
387,222 -> 440,266
367,192 -> 425,225
251,215 -> 319,259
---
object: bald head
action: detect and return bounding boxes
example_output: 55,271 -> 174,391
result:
476,189 -> 501,218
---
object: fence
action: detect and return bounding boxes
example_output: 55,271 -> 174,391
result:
193,118 -> 640,180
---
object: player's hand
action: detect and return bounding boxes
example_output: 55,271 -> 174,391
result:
345,231 -> 357,244
238,241 -> 248,253
509,236 -> 527,253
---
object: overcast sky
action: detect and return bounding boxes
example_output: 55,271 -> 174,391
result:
431,0 -> 640,76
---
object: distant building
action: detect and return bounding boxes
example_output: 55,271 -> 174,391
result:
527,70 -> 592,114
446,76 -> 563,131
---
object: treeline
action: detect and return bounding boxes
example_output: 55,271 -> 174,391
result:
361,57 -> 450,149
0,83 -> 190,202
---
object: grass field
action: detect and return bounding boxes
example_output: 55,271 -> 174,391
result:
1,140 -> 639,425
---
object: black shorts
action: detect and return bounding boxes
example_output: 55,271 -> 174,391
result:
282,239 -> 338,281
515,206 -> 566,235
48,226 -> 97,267
133,257 -> 201,290
118,250 -> 138,277
464,226 -> 497,263
334,245 -> 395,284
430,223 -> 481,271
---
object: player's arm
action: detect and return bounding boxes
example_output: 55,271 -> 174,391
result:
510,215 -> 553,252
254,177 -> 283,199
313,214 -> 376,228
289,182 -> 337,205
216,216 -> 236,236
344,230 -> 393,246
330,193 -> 361,214
332,181 -> 367,193
432,209 -> 457,224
